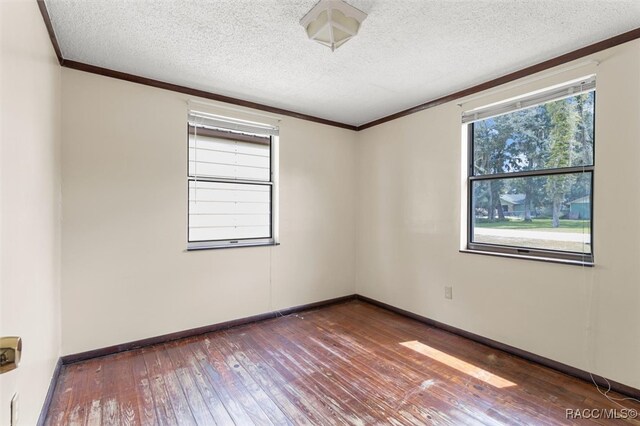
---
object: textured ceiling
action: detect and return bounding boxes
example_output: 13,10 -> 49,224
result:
46,0 -> 640,126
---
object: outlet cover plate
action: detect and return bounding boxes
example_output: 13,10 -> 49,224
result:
445,286 -> 453,300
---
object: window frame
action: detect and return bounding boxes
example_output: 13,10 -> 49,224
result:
186,118 -> 278,251
464,87 -> 595,265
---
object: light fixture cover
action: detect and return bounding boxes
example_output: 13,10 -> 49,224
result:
300,0 -> 367,51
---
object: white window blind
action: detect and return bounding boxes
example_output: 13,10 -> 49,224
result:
188,181 -> 271,242
188,112 -> 279,136
462,76 -> 596,124
188,132 -> 270,181
188,112 -> 277,249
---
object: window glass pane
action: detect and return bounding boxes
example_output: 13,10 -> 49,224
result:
188,180 -> 271,242
471,172 -> 591,254
472,91 -> 594,176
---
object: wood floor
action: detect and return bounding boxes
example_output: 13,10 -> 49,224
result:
45,301 -> 640,425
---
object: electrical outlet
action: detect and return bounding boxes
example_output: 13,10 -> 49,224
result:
10,393 -> 18,426
445,286 -> 453,300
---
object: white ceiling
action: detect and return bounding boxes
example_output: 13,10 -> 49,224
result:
46,0 -> 640,127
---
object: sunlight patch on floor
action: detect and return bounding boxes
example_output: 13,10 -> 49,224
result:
400,340 -> 516,388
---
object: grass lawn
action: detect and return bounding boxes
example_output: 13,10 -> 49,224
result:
474,218 -> 591,233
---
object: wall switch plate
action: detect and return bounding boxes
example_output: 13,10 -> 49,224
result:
10,393 -> 18,426
445,286 -> 453,300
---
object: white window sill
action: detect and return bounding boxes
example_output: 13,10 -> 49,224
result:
187,241 -> 279,251
459,248 -> 594,267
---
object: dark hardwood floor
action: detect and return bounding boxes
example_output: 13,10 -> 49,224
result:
45,301 -> 640,425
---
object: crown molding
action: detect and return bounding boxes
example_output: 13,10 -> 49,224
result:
35,0 -> 357,131
61,60 -> 358,130
36,1 -> 640,132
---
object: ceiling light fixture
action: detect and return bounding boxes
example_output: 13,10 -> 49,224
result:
300,0 -> 367,51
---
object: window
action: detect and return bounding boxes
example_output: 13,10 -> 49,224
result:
464,77 -> 595,264
187,112 -> 278,249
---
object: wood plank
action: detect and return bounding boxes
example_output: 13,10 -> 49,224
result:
62,363 -> 92,426
257,314 -> 480,426
172,341 -> 236,425
110,352 -> 142,426
130,350 -> 159,426
213,333 -> 292,425
197,336 -> 275,425
188,338 -> 266,424
82,358 -> 105,426
76,360 -> 101,426
141,347 -> 179,425
246,316 -> 397,425
162,341 -> 216,425
297,319 -> 491,424
153,346 -> 198,425
230,329 -> 351,425
100,355 -> 121,426
325,303 -> 579,424
328,302 -> 639,425
43,300 -> 640,425
217,332 -> 323,425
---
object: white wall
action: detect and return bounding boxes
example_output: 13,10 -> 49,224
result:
0,1 -> 62,424
61,69 -> 357,355
356,40 -> 640,389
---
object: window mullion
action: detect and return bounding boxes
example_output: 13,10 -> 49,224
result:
470,166 -> 594,181
189,176 -> 273,186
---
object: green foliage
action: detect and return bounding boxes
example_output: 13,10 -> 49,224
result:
545,97 -> 577,227
472,92 -> 594,226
